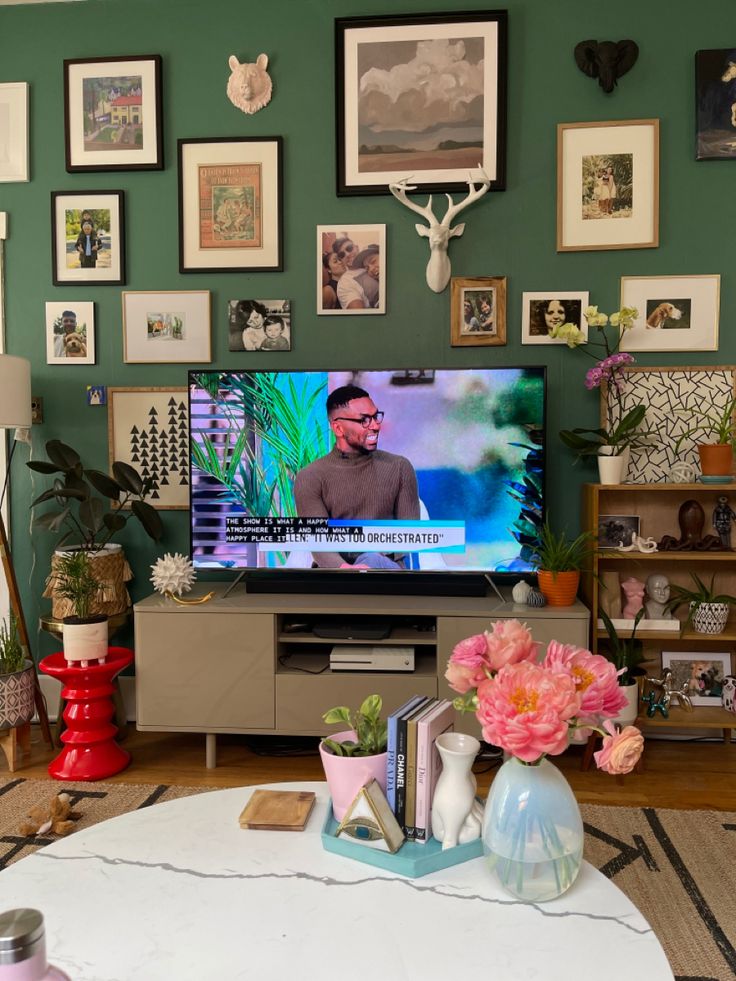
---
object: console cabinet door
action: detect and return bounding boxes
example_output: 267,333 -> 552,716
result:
136,612 -> 274,731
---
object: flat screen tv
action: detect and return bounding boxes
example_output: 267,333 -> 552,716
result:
189,368 -> 545,594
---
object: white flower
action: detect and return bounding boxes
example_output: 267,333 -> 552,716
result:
151,553 -> 196,596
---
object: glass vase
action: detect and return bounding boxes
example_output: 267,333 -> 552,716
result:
482,756 -> 583,902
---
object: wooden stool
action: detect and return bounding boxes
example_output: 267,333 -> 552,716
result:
581,727 -> 645,781
0,721 -> 31,772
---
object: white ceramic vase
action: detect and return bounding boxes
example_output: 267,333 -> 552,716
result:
597,446 -> 630,485
430,731 -> 483,850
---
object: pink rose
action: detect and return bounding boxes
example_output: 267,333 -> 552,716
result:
594,721 -> 644,775
544,641 -> 627,719
445,633 -> 491,694
484,619 -> 539,671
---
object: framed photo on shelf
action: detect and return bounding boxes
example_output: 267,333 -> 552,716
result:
450,277 -> 506,347
557,119 -> 659,252
51,190 -> 125,286
597,514 -> 640,549
178,137 -> 282,273
335,11 -> 507,195
661,652 -> 732,707
317,225 -> 386,314
63,55 -> 163,172
0,82 -> 29,182
108,387 -> 189,509
122,291 -> 211,363
619,274 -> 720,352
696,49 -> 736,160
45,301 -> 95,365
521,291 -> 589,344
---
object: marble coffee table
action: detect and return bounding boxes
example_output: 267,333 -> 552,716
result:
1,782 -> 673,980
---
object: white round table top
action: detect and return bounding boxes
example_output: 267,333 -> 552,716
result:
1,781 -> 673,981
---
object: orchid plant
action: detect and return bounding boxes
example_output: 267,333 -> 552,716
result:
554,306 -> 653,459
446,619 -> 644,773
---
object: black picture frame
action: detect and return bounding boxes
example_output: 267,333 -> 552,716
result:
63,55 -> 163,173
51,190 -> 126,287
335,10 -> 507,196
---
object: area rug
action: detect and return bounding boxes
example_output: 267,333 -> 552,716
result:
1,779 -> 735,981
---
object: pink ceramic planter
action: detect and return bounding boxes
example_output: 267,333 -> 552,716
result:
319,729 -> 388,821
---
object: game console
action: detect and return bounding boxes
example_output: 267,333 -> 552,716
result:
329,646 -> 415,672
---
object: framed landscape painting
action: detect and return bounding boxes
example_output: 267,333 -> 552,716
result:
51,190 -> 125,285
122,290 -> 211,363
335,11 -> 507,195
619,275 -> 720,352
64,55 -> 163,172
0,82 -> 29,182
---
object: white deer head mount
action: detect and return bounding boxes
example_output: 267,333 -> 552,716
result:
388,168 -> 491,293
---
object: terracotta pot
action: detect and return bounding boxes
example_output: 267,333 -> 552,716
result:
537,570 -> 580,607
698,443 -> 733,477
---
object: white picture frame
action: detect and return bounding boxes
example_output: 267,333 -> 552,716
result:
45,301 -> 95,365
521,291 -> 589,344
317,224 -> 386,315
122,290 -> 211,364
0,82 -> 29,183
661,652 -> 732,707
619,275 -> 721,352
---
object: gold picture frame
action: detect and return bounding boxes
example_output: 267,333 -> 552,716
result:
450,277 -> 507,347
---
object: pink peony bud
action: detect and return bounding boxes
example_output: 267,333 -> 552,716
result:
594,721 -> 644,775
445,633 -> 491,693
484,619 -> 539,671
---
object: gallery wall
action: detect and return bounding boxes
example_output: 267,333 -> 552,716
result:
0,0 -> 733,645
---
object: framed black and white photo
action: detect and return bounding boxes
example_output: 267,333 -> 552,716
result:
228,299 -> 291,352
619,275 -> 720,353
51,190 -> 125,286
45,301 -> 95,365
661,652 -> 732,707
521,291 -> 589,344
317,225 -> 386,314
122,291 -> 211,364
597,514 -> 640,549
0,82 -> 29,182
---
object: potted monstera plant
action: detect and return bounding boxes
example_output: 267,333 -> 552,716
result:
319,694 -> 388,821
0,615 -> 34,731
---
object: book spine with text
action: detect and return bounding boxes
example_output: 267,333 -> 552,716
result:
386,695 -> 425,814
414,701 -> 455,843
395,696 -> 430,828
404,699 -> 438,839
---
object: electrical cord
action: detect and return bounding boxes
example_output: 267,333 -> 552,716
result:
277,653 -> 330,675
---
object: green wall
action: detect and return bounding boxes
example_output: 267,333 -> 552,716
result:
0,0 -> 733,655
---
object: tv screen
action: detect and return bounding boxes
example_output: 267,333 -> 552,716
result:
189,368 -> 545,582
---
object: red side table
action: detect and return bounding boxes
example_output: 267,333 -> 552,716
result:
39,647 -> 134,781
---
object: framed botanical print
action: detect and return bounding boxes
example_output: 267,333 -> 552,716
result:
64,55 -> 163,172
122,291 -> 211,363
450,276 -> 506,346
0,82 -> 29,182
335,11 -> 507,195
619,275 -> 720,352
51,190 -> 125,286
557,119 -> 659,252
178,137 -> 283,273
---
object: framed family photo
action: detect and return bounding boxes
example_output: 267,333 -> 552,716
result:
317,225 -> 386,314
51,190 -> 125,285
228,299 -> 291,352
108,387 -> 189,509
661,652 -> 731,707
521,291 -> 589,345
122,290 -> 211,364
619,274 -> 720,352
0,82 -> 29,182
696,49 -> 736,160
450,276 -> 506,347
64,55 -> 163,172
178,137 -> 282,273
335,11 -> 507,195
557,119 -> 659,252
45,301 -> 95,365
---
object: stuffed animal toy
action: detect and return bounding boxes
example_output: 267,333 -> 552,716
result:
19,792 -> 80,837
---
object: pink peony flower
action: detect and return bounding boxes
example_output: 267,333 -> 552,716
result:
484,619 -> 539,671
445,633 -> 491,694
594,720 -> 644,775
543,641 -> 627,720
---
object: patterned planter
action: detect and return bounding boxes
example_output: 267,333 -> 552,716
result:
691,602 -> 730,635
0,660 -> 34,730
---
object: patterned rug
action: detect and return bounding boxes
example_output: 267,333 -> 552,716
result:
1,779 -> 735,981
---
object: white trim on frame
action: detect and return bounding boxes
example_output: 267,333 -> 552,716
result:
122,290 -> 211,364
661,651 -> 732,707
521,291 -> 590,345
619,275 -> 720,352
0,82 -> 29,183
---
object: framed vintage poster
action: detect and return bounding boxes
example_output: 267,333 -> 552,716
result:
557,119 -> 659,252
108,387 -> 189,509
0,82 -> 29,182
696,49 -> 736,160
178,137 -> 282,273
450,276 -> 506,347
619,274 -> 721,352
51,190 -> 125,286
64,55 -> 163,172
45,301 -> 95,365
122,291 -> 211,364
661,652 -> 732,707
335,11 -> 507,195
521,291 -> 590,345
317,225 -> 386,314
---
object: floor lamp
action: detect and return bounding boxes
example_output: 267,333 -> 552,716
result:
0,353 -> 52,746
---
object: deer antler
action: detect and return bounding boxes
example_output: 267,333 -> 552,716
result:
441,167 -> 491,227
388,177 -> 438,225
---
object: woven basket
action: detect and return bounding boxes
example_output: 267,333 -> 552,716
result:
44,545 -> 133,619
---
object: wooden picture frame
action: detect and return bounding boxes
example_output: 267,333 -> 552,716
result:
178,137 -> 283,273
557,119 -> 659,252
661,652 -> 732,707
64,55 -> 163,172
0,82 -> 29,183
619,274 -> 721,353
122,290 -> 212,364
335,11 -> 507,196
450,277 -> 506,346
521,291 -> 590,345
51,190 -> 125,286
108,387 -> 189,509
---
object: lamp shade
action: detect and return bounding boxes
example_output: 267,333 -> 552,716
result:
0,354 -> 31,429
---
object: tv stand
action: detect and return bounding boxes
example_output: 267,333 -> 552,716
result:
134,585 -> 589,766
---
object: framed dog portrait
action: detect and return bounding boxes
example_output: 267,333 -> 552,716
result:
178,137 -> 282,273
696,49 -> 736,160
51,190 -> 125,286
108,387 -> 189,509
122,290 -> 211,364
0,82 -> 29,182
335,11 -> 507,195
557,119 -> 659,252
45,301 -> 95,365
661,652 -> 732,707
64,55 -> 163,172
521,291 -> 589,345
450,277 -> 506,347
317,225 -> 386,314
619,275 -> 721,352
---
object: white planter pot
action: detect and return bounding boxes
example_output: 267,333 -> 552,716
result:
62,616 -> 109,665
613,681 -> 640,727
691,602 -> 730,635
597,446 -> 630,485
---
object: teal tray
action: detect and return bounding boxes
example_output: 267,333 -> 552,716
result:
320,807 -> 484,878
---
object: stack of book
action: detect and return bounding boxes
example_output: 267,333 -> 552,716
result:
385,696 -> 455,843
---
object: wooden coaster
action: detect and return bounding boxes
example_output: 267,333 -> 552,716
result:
239,789 -> 316,831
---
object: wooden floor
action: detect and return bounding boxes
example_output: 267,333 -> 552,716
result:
6,726 -> 736,811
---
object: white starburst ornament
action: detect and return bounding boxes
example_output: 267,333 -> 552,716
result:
151,553 -> 196,597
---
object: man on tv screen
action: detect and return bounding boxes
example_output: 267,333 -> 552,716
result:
294,384 -> 420,569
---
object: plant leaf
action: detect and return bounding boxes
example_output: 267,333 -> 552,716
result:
131,500 -> 163,541
112,461 -> 144,496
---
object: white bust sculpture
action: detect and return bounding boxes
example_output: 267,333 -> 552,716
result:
644,574 -> 674,620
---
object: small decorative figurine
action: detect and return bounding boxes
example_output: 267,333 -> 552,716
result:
722,676 -> 736,714
621,577 -> 645,618
644,574 -> 675,620
642,670 -> 693,718
599,570 -> 622,619
669,461 -> 697,484
712,495 -> 736,548
226,53 -> 273,115
658,499 -> 722,551
618,533 -> 658,553
526,587 -> 547,607
150,553 -> 214,605
574,40 -> 639,93
512,580 -> 531,604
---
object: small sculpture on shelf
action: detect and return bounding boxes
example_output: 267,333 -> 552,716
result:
150,553 -> 213,605
669,461 -> 697,484
621,577 -> 645,618
642,669 -> 693,718
644,574 -> 675,621
712,495 -> 736,549
658,499 -> 722,552
599,570 -> 622,619
618,532 -> 658,553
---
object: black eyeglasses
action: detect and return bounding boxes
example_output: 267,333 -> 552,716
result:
335,244 -> 355,260
333,411 -> 384,428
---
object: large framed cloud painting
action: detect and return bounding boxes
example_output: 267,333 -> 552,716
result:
335,11 -> 507,196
